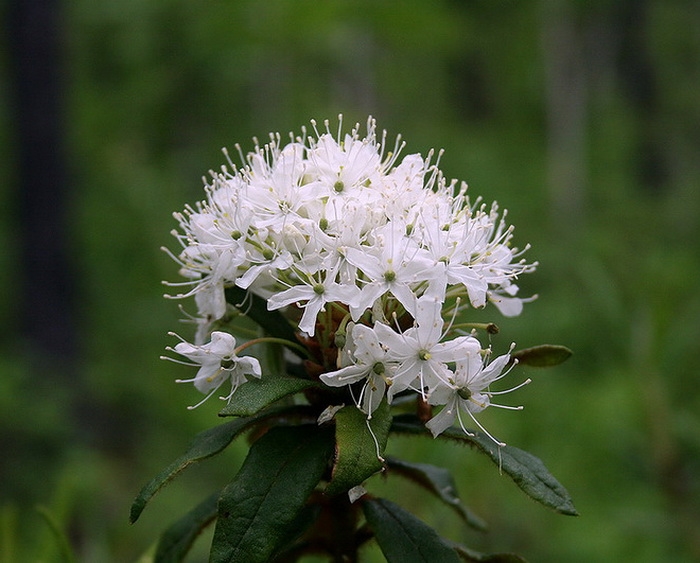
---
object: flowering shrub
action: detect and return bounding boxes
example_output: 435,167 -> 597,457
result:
132,117 -> 574,562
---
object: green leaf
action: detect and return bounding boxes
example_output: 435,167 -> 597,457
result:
35,505 -> 77,563
130,405 -> 302,523
390,415 -> 578,516
362,497 -> 461,563
154,492 -> 218,563
219,376 -> 321,417
266,504 -> 321,562
225,286 -> 302,357
511,345 -> 572,368
450,542 -> 528,562
386,457 -> 487,531
325,401 -> 392,496
210,425 -> 334,563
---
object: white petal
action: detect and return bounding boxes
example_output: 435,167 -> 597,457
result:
207,331 -> 237,356
425,397 -> 459,437
320,365 -> 370,387
267,286 -> 313,311
489,295 -> 523,317
361,375 -> 386,415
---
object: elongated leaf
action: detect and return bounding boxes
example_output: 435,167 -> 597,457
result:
154,492 -> 218,563
225,286 -> 302,356
511,345 -> 572,368
450,541 -> 528,562
386,457 -> 487,531
210,425 -> 334,563
362,497 -> 461,563
325,401 -> 392,496
36,506 -> 77,563
390,415 -> 578,516
219,376 -> 321,417
131,405 -> 304,523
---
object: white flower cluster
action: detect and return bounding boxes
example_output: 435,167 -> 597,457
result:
164,117 -> 535,441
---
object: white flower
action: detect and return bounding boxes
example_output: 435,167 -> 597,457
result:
320,323 -> 397,416
426,343 -> 529,445
266,267 -> 360,337
164,331 -> 262,408
417,205 -> 488,306
346,222 -> 436,319
305,128 -> 385,197
373,295 -> 476,401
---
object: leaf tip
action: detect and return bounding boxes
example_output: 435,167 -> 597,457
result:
129,502 -> 144,524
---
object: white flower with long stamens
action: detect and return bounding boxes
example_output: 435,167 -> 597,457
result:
373,295 -> 476,401
320,323 -> 397,416
305,127 -> 386,198
266,268 -> 359,336
426,343 -> 530,445
418,206 -> 489,307
163,331 -> 261,409
346,222 -> 436,320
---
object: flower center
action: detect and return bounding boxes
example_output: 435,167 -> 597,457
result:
372,362 -> 385,376
313,283 -> 325,295
418,349 -> 431,361
457,388 -> 472,400
384,270 -> 396,283
333,180 -> 345,193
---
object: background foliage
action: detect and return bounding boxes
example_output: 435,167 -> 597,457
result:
2,0 -> 699,561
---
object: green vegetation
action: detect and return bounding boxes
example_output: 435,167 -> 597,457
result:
1,1 -> 699,561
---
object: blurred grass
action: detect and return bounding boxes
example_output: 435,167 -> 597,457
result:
2,0 -> 700,561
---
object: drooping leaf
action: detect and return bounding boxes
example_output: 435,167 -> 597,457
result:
390,415 -> 578,516
362,497 -> 461,563
325,401 -> 392,496
450,541 -> 528,562
219,376 -> 321,417
130,405 -> 308,523
386,457 -> 487,531
225,286 -> 302,357
511,345 -> 572,368
210,425 -> 334,563
154,492 -> 218,563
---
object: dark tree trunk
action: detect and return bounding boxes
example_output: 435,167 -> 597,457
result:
614,0 -> 668,193
541,0 -> 588,235
7,0 -> 79,369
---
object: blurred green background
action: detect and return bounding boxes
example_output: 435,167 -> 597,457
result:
2,0 -> 699,561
